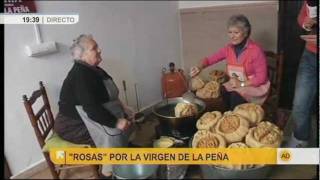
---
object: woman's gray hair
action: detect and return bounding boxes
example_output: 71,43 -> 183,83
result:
227,14 -> 251,37
70,34 -> 93,60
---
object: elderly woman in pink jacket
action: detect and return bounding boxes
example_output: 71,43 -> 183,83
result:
190,14 -> 270,110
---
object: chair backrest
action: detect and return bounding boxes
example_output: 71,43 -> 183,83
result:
23,81 -> 55,148
264,51 -> 284,97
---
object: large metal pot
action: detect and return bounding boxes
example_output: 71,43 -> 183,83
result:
188,137 -> 272,179
200,165 -> 273,179
113,164 -> 159,179
152,97 -> 206,138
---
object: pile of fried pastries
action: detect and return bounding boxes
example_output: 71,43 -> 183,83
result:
192,103 -> 283,170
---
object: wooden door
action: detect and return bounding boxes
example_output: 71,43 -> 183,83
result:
5,157 -> 12,179
278,0 -> 306,109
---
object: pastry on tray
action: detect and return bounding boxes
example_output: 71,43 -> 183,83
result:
215,111 -> 249,144
153,136 -> 175,148
196,111 -> 222,131
209,70 -> 226,84
233,103 -> 264,127
245,121 -> 283,148
190,76 -> 205,91
216,142 -> 255,170
196,81 -> 220,99
174,102 -> 198,117
192,130 -> 226,148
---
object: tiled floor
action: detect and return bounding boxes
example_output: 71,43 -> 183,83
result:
29,114 -> 319,179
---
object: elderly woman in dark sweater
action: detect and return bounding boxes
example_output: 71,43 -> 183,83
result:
54,34 -> 135,178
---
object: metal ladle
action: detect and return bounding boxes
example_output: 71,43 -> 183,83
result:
122,80 -> 145,123
134,83 -> 145,123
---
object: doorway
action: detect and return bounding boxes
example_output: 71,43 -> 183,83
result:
278,0 -> 306,109
5,157 -> 12,179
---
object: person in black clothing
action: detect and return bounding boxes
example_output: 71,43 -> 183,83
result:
54,34 -> 135,178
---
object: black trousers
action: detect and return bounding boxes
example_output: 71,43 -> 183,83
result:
221,86 -> 247,111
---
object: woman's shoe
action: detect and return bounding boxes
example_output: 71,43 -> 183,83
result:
97,166 -> 113,179
286,134 -> 308,148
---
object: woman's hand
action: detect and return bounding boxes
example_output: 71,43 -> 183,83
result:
116,118 -> 131,131
190,66 -> 201,77
124,106 -> 136,121
190,58 -> 207,77
300,34 -> 317,44
120,101 -> 136,121
229,77 -> 241,88
303,18 -> 317,31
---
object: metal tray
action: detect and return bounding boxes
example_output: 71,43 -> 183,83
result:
188,136 -> 272,179
200,165 -> 273,179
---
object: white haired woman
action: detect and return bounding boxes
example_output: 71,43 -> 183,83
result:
54,34 -> 136,178
190,14 -> 270,110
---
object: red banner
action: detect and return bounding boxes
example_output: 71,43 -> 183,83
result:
4,0 -> 37,13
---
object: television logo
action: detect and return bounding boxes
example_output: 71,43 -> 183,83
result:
56,151 -> 65,160
279,149 -> 292,162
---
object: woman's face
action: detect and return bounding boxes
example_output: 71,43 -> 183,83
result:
228,26 -> 247,45
81,38 -> 102,66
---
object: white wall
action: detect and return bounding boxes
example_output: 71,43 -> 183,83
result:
179,2 -> 278,81
178,1 -> 271,9
5,1 -> 181,176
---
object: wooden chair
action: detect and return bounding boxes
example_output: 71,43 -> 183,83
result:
23,81 -> 98,179
263,51 -> 284,123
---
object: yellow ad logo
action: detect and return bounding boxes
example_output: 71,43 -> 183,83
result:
56,151 -> 65,159
279,149 -> 292,162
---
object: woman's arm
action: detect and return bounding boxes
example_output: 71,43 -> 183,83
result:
120,100 -> 135,120
249,49 -> 268,87
298,1 -> 308,28
297,1 -> 314,31
190,46 -> 228,77
201,46 -> 228,69
298,1 -> 317,31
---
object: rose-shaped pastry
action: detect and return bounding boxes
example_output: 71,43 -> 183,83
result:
245,121 -> 283,148
190,76 -> 205,91
196,81 -> 220,99
192,130 -> 226,148
215,111 -> 249,144
174,102 -> 198,117
196,111 -> 222,131
217,142 -> 255,170
196,87 -> 213,99
234,103 -> 264,126
209,70 -> 226,84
